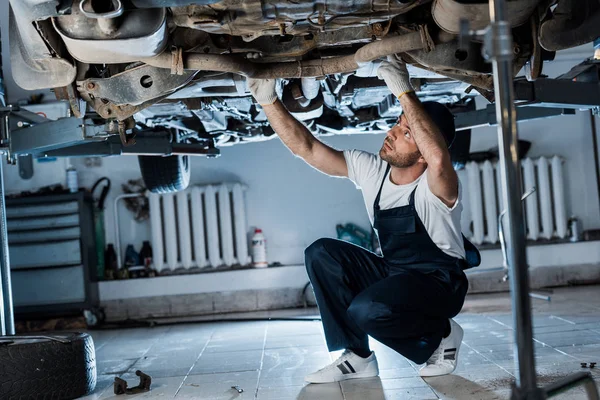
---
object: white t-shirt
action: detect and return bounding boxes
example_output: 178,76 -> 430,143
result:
344,149 -> 466,259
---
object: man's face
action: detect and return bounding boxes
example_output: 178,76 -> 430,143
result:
379,115 -> 423,168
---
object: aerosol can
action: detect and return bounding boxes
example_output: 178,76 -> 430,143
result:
569,216 -> 582,242
252,228 -> 268,268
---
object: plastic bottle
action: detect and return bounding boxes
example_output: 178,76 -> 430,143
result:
66,165 -> 78,193
104,244 -> 118,279
251,229 -> 268,268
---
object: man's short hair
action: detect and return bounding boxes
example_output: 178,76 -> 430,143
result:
419,101 -> 456,149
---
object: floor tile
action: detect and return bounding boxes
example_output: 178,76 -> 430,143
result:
264,334 -> 326,349
341,376 -> 428,393
378,367 -> 418,379
256,385 -> 305,400
96,359 -> 138,375
262,347 -> 330,371
190,349 -> 263,375
294,383 -> 344,400
426,374 -> 511,400
62,286 -> 600,399
177,371 -> 259,399
344,386 -> 438,400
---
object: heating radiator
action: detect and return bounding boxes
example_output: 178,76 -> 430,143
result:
464,156 -> 568,245
148,183 -> 251,272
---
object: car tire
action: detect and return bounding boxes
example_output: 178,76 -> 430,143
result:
0,333 -> 96,399
138,155 -> 191,194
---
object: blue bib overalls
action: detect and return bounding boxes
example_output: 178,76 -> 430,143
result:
305,164 -> 480,364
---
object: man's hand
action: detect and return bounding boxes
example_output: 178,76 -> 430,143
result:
377,55 -> 414,99
248,78 -> 278,106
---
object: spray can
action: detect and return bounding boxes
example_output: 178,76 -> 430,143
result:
251,228 -> 268,268
569,216 -> 582,242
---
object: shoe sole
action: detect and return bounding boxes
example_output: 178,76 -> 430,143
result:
420,327 -> 464,378
419,347 -> 460,377
305,370 -> 379,384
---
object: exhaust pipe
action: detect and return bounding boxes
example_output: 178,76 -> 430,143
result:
141,27 -> 433,78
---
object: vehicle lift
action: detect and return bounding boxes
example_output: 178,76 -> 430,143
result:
1,0 -> 600,397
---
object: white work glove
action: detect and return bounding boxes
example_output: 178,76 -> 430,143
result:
247,78 -> 278,106
377,55 -> 414,99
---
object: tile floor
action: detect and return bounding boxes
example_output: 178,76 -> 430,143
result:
81,286 -> 600,399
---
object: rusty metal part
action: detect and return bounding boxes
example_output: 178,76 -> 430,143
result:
290,83 -> 310,107
372,23 -> 384,36
432,0 -> 539,34
197,25 -> 391,60
142,27 -> 433,79
407,39 -> 490,78
169,0 -> 430,39
54,84 -> 86,118
171,47 -> 184,76
404,57 -> 495,92
82,89 -> 173,121
78,64 -> 196,106
474,86 -> 496,103
118,118 -> 136,147
52,7 -> 167,64
525,16 -> 543,81
114,370 -> 151,395
79,0 -> 124,35
539,0 -> 600,51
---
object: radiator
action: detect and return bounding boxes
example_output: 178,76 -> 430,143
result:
464,156 -> 568,245
148,183 -> 251,272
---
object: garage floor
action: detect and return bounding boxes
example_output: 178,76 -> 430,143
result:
81,285 -> 600,399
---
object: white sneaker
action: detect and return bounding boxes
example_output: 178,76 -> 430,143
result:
419,319 -> 464,377
304,350 -> 379,383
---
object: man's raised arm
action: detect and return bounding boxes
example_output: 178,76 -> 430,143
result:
249,78 -> 348,178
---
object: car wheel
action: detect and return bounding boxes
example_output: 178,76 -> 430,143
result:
138,155 -> 191,194
0,333 -> 96,399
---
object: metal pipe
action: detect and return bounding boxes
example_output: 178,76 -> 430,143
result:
113,193 -> 146,269
498,187 -> 536,269
488,0 -> 540,396
0,161 -> 14,335
142,29 -> 431,78
544,372 -> 599,399
301,78 -> 320,101
529,292 -> 551,302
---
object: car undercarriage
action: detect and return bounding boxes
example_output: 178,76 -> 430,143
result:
5,0 -> 600,191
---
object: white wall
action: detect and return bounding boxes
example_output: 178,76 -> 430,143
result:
79,135 -> 380,267
3,105 -> 599,268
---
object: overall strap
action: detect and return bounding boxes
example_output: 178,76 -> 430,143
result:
408,186 -> 418,206
374,163 -> 391,211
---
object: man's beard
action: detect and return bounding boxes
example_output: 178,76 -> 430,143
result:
379,145 -> 422,168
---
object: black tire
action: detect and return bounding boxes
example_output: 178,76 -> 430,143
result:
138,155 -> 191,194
0,333 -> 96,399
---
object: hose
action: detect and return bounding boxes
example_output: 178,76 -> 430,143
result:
141,27 -> 433,78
